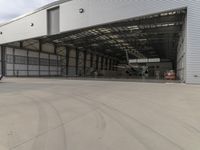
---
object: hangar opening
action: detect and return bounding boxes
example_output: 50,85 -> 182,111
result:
1,8 -> 186,82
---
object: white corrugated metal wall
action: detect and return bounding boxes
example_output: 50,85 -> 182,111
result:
186,2 -> 200,84
5,47 -> 61,76
177,15 -> 187,82
1,44 -> 118,77
0,46 -> 1,74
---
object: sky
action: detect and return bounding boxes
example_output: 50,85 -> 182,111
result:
0,0 -> 57,23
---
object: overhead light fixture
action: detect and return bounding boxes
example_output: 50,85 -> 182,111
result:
99,28 -> 111,33
108,40 -> 116,44
168,23 -> 175,26
127,25 -> 139,30
160,12 -> 168,16
117,40 -> 124,43
109,35 -> 118,38
139,39 -> 147,41
169,11 -> 176,15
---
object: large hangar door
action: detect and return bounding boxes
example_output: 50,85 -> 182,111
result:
45,9 -> 186,81
47,7 -> 60,35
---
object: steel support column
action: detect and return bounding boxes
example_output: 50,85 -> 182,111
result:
1,46 -> 6,76
39,40 -> 42,76
19,41 -> 23,48
76,48 -> 79,76
111,59 -> 114,71
96,55 -> 99,70
65,48 -> 70,76
48,53 -> 50,76
105,57 -> 108,70
101,56 -> 104,70
27,50 -> 29,76
83,50 -> 87,76
109,58 -> 112,70
54,44 -> 57,55
90,53 -> 93,68
113,60 -> 116,71
13,48 -> 16,76
115,60 -> 119,71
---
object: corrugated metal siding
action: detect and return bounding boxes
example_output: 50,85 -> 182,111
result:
0,10 -> 47,44
177,16 -> 187,82
186,1 -> 200,84
4,47 -> 62,77
0,46 -> 1,75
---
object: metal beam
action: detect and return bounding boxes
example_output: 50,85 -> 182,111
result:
19,41 -> 23,48
1,46 -> 6,76
105,57 -> 108,70
75,48 -> 79,76
13,49 -> 16,76
83,50 -> 87,75
27,50 -> 29,77
111,13 -> 185,28
96,55 -> 99,70
90,53 -> 93,68
48,53 -> 50,76
101,56 -> 104,70
39,40 -> 42,76
65,48 -> 70,76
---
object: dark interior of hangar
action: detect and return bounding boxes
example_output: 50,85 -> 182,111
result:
4,9 -> 186,80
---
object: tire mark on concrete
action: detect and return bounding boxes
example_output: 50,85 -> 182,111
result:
93,109 -> 107,139
24,95 -> 68,150
47,91 -> 107,141
111,93 -> 200,137
68,93 -> 184,150
9,96 -> 97,150
27,97 -> 48,150
44,92 -> 107,144
49,89 -> 186,149
61,93 -> 149,150
89,88 -> 200,140
10,110 -> 96,150
43,100 -> 67,150
50,90 -> 150,149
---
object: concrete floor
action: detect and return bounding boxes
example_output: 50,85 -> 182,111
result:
0,78 -> 200,150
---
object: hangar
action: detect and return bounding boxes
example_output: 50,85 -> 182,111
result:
0,0 -> 199,84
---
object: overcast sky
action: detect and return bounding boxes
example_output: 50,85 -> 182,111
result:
0,0 -> 57,23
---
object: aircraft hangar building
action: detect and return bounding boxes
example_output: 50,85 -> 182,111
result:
0,0 -> 200,84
